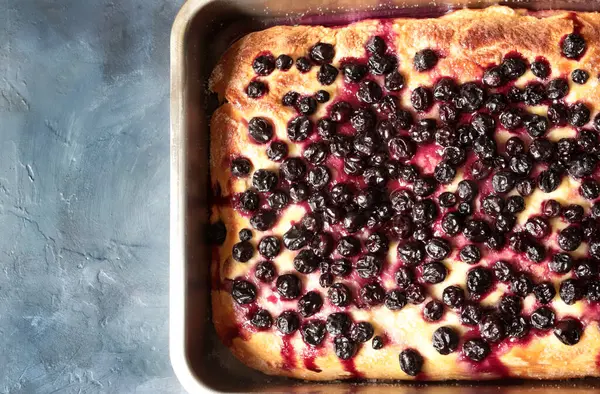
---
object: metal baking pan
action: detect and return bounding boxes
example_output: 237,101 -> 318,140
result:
170,0 -> 600,392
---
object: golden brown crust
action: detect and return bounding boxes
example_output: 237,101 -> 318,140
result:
209,6 -> 600,381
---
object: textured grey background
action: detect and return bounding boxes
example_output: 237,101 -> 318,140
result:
0,0 -> 184,392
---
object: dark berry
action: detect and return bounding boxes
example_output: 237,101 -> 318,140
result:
575,259 -> 598,279
350,322 -> 374,343
534,282 -> 556,305
298,291 -> 323,317
275,54 -> 293,71
301,320 -> 326,346
529,138 -> 555,163
372,336 -> 384,350
524,114 -> 549,138
360,282 -> 385,305
459,245 -> 481,265
397,241 -> 425,266
250,309 -> 273,329
388,136 -> 415,160
337,236 -> 360,257
434,162 -> 457,184
357,80 -> 383,104
467,267 -> 493,295
422,262 -> 447,284
395,267 -> 414,289
569,102 -> 591,127
510,272 -> 533,297
307,166 -> 330,190
479,314 -> 506,343
232,241 -> 254,262
531,59 -> 550,79
411,87 -> 433,112
276,274 -> 301,299
413,177 -> 437,197
246,80 -> 268,98
507,86 -> 524,103
267,141 -> 288,162
255,261 -> 276,283
276,311 -> 300,334
247,117 -> 274,144
350,108 -> 377,133
554,319 -> 583,345
326,312 -> 352,335
385,70 -> 405,91
442,285 -> 465,309
562,33 -> 586,59
425,237 -> 451,260
461,303 -> 484,326
549,253 -> 573,274
432,326 -> 459,355
482,194 -> 504,217
587,281 -> 600,302
537,170 -> 561,193
282,91 -> 299,106
231,280 -> 257,304
238,228 -> 252,242
463,219 -> 491,243
364,35 -> 385,54
438,192 -> 457,208
423,300 -> 445,321
287,116 -> 313,142
572,68 -> 589,84
501,56 -> 526,80
328,283 -> 351,306
483,66 -> 504,87
333,336 -> 357,360
559,279 -> 584,305
280,158 -> 306,182
433,78 -> 457,102
499,294 -> 522,316
368,54 -> 396,75
267,190 -> 289,210
414,49 -> 438,71
405,283 -> 427,304
506,195 -> 525,213
253,54 -> 275,76
557,226 -> 582,251
486,93 -> 508,114
399,349 -> 423,376
441,212 -> 463,236
409,118 -> 436,143
499,108 -> 523,130
231,158 -> 252,177
295,56 -> 312,73
455,82 -> 485,112
385,289 -> 407,311
531,306 -> 556,330
546,78 -> 569,100
457,180 -> 478,201
516,178 -> 535,196
463,338 -> 490,362
524,217 -> 549,239
523,82 -> 546,105
469,159 -> 493,180
356,253 -> 383,279
317,64 -> 339,85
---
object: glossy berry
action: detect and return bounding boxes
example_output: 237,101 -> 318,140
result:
501,56 -> 526,80
368,53 -> 396,75
572,69 -> 589,84
282,91 -> 299,107
372,336 -> 384,350
554,319 -> 583,345
301,320 -> 326,346
559,279 -> 584,305
250,309 -> 273,329
232,241 -> 254,262
510,272 -> 533,297
459,245 -> 481,265
486,93 -> 508,114
483,66 -> 504,87
499,294 -> 522,316
421,262 -> 448,284
246,80 -> 268,98
231,280 -> 257,304
276,311 -> 300,335
357,80 -> 383,104
385,70 -> 405,91
326,312 -> 352,335
397,241 -> 425,266
252,54 -> 275,76
328,283 -> 351,307
463,219 -> 491,243
433,78 -> 457,101
276,274 -> 301,299
432,326 -> 459,355
399,349 -> 424,376
275,54 -> 293,70
456,82 -> 485,112
333,336 -> 357,360
525,217 -> 549,239
395,267 -> 414,289
564,204 -> 584,223
442,286 -> 465,309
537,170 -> 560,193
500,108 -> 523,130
523,82 -> 546,105
231,158 -> 252,177
315,90 -> 330,103
298,291 -> 323,317
479,314 -> 506,343
549,253 -> 573,274
356,253 -> 383,279
461,303 -> 484,326
266,141 -> 288,162
420,300 -> 444,322
467,267 -> 493,295
534,282 -> 556,305
384,289 -> 407,311
546,78 -> 569,100
414,49 -> 438,71
405,283 -> 427,305
360,282 -> 385,305
568,102 -> 591,127
287,116 -> 312,142
462,338 -> 490,362
350,322 -> 374,343
562,33 -> 586,59
341,62 -> 368,83
531,306 -> 556,330
557,226 -> 582,251
411,87 -> 433,112
425,237 -> 451,260
531,60 -> 550,79
295,56 -> 312,73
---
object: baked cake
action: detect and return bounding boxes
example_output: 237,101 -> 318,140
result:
207,6 -> 600,380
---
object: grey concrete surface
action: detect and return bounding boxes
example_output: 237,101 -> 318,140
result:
0,0 -> 184,392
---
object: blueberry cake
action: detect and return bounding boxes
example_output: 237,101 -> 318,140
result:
207,6 -> 600,380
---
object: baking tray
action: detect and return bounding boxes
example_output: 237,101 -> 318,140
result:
170,0 -> 600,392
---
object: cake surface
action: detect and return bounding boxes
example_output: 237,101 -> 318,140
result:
207,6 -> 600,381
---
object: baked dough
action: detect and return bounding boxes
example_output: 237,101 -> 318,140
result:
208,6 -> 600,380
